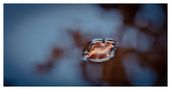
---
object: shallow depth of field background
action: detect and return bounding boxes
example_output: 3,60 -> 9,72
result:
4,4 -> 167,86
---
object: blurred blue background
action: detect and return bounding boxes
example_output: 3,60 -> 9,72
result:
4,4 -> 167,86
